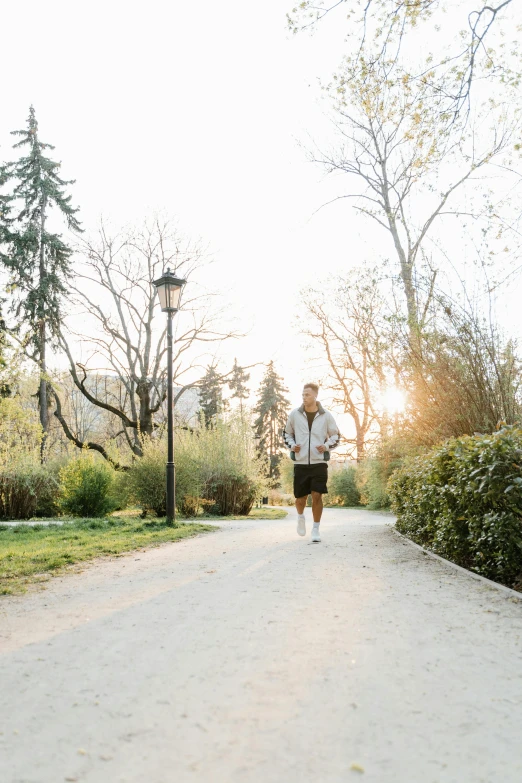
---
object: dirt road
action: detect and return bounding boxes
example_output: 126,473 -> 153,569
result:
1,508 -> 522,783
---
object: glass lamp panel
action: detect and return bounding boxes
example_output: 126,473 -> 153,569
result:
168,284 -> 182,310
157,284 -> 169,311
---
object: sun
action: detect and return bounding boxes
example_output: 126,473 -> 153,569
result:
381,387 -> 406,415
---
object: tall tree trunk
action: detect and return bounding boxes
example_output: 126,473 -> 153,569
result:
39,194 -> 49,461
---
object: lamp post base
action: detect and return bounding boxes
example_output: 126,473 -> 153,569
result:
166,462 -> 176,527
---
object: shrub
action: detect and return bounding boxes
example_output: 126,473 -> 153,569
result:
0,463 -> 59,520
177,416 -> 266,517
357,436 -> 421,509
388,426 -> 522,588
59,454 -> 116,518
268,489 -> 294,506
125,417 -> 265,518
126,438 -> 202,517
279,457 -> 295,495
328,466 -> 361,506
202,472 -> 259,516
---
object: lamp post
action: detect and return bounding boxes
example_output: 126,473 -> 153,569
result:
153,268 -> 186,526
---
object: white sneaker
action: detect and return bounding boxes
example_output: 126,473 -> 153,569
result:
311,523 -> 321,543
297,514 -> 306,537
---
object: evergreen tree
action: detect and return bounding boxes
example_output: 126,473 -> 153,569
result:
199,364 -> 224,426
253,361 -> 290,483
228,358 -> 250,416
0,106 -> 82,454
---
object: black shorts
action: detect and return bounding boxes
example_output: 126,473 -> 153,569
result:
293,463 -> 328,498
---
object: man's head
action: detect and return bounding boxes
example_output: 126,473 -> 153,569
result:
302,383 -> 319,407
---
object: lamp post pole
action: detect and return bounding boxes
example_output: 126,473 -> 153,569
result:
166,308 -> 175,526
152,268 -> 186,528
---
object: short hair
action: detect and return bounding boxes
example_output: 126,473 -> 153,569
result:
303,382 -> 319,395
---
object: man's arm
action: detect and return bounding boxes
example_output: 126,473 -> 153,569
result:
282,412 -> 299,452
324,413 -> 340,451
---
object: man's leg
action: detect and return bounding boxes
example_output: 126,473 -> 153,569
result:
295,495 -> 308,515
295,495 -> 308,537
311,491 -> 323,523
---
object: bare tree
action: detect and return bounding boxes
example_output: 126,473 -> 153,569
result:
53,217 -> 237,464
301,268 -> 401,460
312,55 -> 516,332
403,288 -> 522,444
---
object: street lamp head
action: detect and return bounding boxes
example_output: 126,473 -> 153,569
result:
153,268 -> 187,313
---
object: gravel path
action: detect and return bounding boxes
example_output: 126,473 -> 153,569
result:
1,508 -> 522,783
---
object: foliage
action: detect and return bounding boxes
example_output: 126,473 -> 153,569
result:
328,466 -> 361,507
0,106 -> 82,340
0,396 -> 59,520
0,106 -> 82,444
279,456 -> 295,495
179,415 -> 266,516
288,1 -> 520,129
199,364 -> 224,426
388,426 -> 522,589
253,361 -> 290,483
0,516 -> 215,595
33,457 -> 68,517
356,436 -> 418,509
404,302 -> 522,446
228,358 -> 250,414
0,461 -> 58,520
125,437 -> 202,517
123,417 -> 264,518
267,488 -> 294,506
59,454 -> 116,518
0,395 -> 42,461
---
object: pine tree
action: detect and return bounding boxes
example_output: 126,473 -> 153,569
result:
0,106 -> 82,455
253,361 -> 290,484
199,364 -> 224,426
228,358 -> 250,416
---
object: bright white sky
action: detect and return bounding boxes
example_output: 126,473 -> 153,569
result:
1,0 -> 521,430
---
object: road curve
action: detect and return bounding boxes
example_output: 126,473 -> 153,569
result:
1,508 -> 522,783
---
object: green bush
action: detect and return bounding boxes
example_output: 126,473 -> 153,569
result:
125,416 -> 265,518
0,463 -> 59,520
328,466 -> 361,506
59,454 -> 116,518
357,436 -> 421,509
126,438 -> 202,517
177,416 -> 265,516
34,457 -> 72,517
388,426 -> 522,589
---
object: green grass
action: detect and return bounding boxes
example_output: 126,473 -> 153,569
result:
0,507 -> 288,595
0,516 -> 215,596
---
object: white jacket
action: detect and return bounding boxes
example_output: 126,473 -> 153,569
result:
283,403 -> 340,465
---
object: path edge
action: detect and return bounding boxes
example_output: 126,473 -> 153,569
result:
389,524 -> 522,602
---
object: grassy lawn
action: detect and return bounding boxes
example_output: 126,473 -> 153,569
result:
0,507 -> 287,596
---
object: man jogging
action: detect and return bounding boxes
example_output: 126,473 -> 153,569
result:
283,383 -> 340,543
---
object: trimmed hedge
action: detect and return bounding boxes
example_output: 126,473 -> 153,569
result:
388,426 -> 522,589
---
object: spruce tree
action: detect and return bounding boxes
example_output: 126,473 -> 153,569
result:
228,358 -> 250,416
199,364 -> 224,426
253,361 -> 290,484
0,106 -> 82,454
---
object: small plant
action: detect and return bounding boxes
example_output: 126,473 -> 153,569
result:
59,454 -> 116,518
0,462 -> 58,520
126,438 -> 202,517
328,466 -> 360,507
